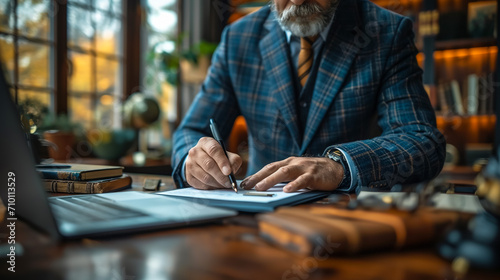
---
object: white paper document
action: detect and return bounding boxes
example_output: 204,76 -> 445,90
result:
158,182 -> 309,204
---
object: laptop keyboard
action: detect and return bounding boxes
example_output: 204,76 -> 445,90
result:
49,195 -> 148,224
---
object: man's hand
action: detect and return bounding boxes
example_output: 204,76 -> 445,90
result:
240,157 -> 344,193
185,137 -> 242,190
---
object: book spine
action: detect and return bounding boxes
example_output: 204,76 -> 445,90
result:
487,74 -> 494,114
438,83 -> 449,114
43,176 -> 131,193
444,83 -> 456,114
44,180 -> 102,193
450,80 -> 465,115
467,74 -> 479,115
478,75 -> 488,115
39,170 -> 82,181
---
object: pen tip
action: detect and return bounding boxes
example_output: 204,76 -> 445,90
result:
232,183 -> 238,193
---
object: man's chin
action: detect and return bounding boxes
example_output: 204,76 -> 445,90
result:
283,22 -> 325,37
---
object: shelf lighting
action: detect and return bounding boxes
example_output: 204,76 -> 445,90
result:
434,46 -> 497,60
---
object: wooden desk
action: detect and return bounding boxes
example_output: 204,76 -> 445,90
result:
0,176 -> 499,279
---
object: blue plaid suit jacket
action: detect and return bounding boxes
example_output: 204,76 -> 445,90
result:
172,0 -> 446,190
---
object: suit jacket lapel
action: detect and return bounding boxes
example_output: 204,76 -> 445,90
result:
259,15 -> 301,151
301,0 -> 362,154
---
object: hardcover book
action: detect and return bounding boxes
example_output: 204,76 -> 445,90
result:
43,175 -> 132,194
467,74 -> 479,115
37,164 -> 123,181
438,83 -> 450,114
450,80 -> 465,115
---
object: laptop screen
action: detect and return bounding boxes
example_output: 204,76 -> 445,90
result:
0,64 -> 61,240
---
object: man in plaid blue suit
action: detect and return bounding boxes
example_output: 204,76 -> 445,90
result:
172,0 -> 446,194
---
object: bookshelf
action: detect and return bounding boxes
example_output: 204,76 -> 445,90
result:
374,0 -> 498,166
228,0 -> 498,167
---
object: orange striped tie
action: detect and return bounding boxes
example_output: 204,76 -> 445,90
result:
298,36 -> 318,87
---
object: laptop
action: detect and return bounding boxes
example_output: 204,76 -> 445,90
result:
0,66 -> 237,240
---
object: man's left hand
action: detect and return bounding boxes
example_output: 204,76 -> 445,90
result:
240,157 -> 344,193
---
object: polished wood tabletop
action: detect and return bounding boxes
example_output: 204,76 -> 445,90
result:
0,174 -> 499,280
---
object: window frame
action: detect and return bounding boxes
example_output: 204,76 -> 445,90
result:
2,0 -> 141,122
0,0 -> 55,107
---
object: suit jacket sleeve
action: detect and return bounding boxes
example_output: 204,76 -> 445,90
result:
172,27 -> 240,188
325,17 -> 446,190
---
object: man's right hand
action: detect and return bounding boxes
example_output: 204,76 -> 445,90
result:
185,137 -> 242,190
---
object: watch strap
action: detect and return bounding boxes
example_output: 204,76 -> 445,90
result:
326,149 -> 351,190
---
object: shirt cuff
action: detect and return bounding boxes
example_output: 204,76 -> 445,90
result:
335,148 -> 361,194
180,155 -> 188,182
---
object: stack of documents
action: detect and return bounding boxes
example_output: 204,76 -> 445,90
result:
158,184 -> 330,212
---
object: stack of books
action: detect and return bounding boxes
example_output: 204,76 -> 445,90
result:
36,164 -> 132,194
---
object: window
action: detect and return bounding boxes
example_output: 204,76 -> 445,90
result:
67,0 -> 123,129
141,0 -> 178,146
142,0 -> 177,116
1,1 -> 179,132
0,0 -> 54,112
0,0 -> 127,130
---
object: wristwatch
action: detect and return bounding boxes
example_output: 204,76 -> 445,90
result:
325,149 -> 351,190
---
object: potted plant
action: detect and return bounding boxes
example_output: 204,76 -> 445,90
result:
179,41 -> 218,84
147,34 -> 218,87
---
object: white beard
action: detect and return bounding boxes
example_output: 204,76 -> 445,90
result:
271,1 -> 338,37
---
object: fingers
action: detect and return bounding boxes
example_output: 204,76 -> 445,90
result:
227,152 -> 243,174
242,158 -> 297,191
199,137 -> 232,176
241,157 -> 342,193
185,137 -> 231,189
186,173 -> 218,190
283,174 -> 313,193
241,161 -> 281,190
187,152 -> 232,189
185,137 -> 244,190
255,165 -> 300,191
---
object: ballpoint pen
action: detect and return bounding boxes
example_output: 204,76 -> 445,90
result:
209,118 -> 239,193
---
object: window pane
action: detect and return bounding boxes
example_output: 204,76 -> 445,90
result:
0,0 -> 14,33
68,6 -> 94,51
69,95 -> 93,129
95,11 -> 122,56
18,90 -> 51,107
0,35 -> 14,84
143,0 -> 178,125
146,2 -> 177,34
96,0 -> 122,15
68,51 -> 92,92
68,0 -> 91,6
96,57 -> 119,93
17,0 -> 51,40
18,40 -> 51,88
96,93 -> 116,128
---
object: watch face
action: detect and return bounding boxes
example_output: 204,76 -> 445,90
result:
328,151 -> 342,162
